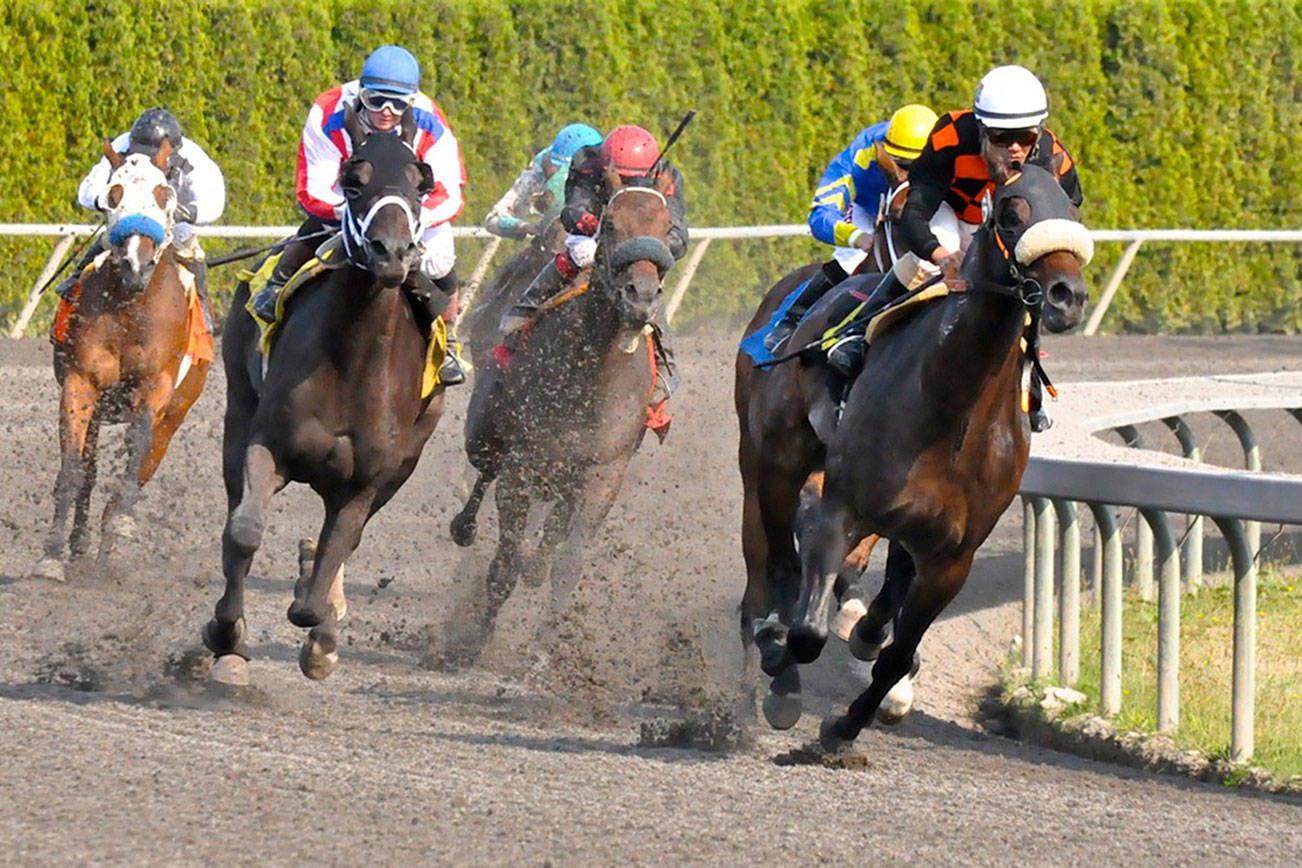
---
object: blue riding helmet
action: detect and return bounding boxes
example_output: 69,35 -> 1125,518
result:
360,45 -> 420,95
549,123 -> 604,166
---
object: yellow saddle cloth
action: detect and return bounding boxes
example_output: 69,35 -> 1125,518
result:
239,251 -> 447,399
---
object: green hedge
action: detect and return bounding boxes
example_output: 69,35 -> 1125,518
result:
2,0 -> 1299,333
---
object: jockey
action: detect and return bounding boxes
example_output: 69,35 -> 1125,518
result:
56,107 -> 225,306
763,103 -> 938,352
824,65 -> 1083,429
500,124 -> 689,406
249,45 -> 468,384
484,123 -> 603,241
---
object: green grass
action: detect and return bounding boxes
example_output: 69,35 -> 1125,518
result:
1069,573 -> 1302,780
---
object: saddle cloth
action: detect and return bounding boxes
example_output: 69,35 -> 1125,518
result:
240,244 -> 447,399
50,256 -> 214,388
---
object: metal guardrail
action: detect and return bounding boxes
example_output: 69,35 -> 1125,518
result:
4,223 -> 1300,337
1019,393 -> 1302,763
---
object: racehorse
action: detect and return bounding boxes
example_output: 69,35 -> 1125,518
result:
203,106 -> 448,683
448,180 -> 677,663
789,165 -> 1092,748
734,155 -> 912,727
32,140 -> 209,580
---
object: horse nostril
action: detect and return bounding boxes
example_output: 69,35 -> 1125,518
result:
369,238 -> 390,259
1048,282 -> 1076,308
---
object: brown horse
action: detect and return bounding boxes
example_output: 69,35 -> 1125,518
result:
32,140 -> 209,581
203,108 -> 447,684
734,165 -> 913,727
782,165 -> 1092,748
448,182 -> 676,662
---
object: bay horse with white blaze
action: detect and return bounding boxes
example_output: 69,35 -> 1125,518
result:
32,139 -> 209,580
448,181 -> 676,662
798,165 -> 1093,748
203,107 -> 448,683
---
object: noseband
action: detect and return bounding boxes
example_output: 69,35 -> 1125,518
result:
595,186 -> 676,284
340,192 -> 420,272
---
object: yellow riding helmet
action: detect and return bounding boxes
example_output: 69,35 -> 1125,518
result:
883,104 -> 939,160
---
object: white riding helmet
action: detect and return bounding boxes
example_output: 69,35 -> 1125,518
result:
973,65 -> 1048,129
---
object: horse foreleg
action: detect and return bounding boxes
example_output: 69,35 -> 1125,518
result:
822,549 -> 974,749
847,539 -> 916,661
547,462 -> 627,617
137,360 -> 209,485
98,408 -> 154,558
33,375 -> 98,581
68,412 -> 101,560
787,497 -> 853,665
205,442 -> 285,663
484,479 -> 529,633
290,491 -> 376,680
450,467 -> 495,547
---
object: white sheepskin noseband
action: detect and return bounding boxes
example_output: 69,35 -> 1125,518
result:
1013,218 -> 1093,267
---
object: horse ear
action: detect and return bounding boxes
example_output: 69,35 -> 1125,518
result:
416,162 -> 435,196
343,102 -> 367,148
875,142 -> 907,186
103,140 -> 124,170
398,107 -> 418,147
153,138 -> 172,171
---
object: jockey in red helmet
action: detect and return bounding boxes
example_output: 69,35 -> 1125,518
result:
501,123 -> 690,413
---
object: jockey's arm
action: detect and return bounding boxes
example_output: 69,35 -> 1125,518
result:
898,134 -> 955,263
484,159 -> 544,239
175,139 -> 226,225
559,146 -> 606,234
664,164 -> 689,260
418,130 -> 466,229
806,142 -> 861,249
296,105 -> 347,223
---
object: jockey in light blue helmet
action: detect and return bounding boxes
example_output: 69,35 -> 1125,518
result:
359,45 -> 421,96
548,123 -> 604,167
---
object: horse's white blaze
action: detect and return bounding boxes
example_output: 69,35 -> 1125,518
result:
878,674 -> 914,722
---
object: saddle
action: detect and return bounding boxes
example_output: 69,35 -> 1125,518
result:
239,237 -> 447,398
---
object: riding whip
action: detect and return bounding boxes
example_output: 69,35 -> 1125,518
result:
206,230 -> 333,268
35,219 -> 106,295
651,109 -> 697,176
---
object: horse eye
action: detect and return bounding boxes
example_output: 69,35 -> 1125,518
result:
343,186 -> 362,200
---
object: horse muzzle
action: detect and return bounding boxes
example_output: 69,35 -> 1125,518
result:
610,236 -> 674,329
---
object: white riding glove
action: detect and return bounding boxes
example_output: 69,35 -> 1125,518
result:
565,234 -> 598,269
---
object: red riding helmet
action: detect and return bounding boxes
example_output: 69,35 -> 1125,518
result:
602,125 -> 660,177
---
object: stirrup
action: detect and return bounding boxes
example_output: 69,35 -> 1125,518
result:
439,351 -> 466,386
252,283 -> 282,321
1029,408 -> 1054,433
763,318 -> 797,353
826,333 -> 866,377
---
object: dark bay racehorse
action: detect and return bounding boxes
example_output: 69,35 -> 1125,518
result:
789,165 -> 1092,748
448,181 -> 676,662
32,140 -> 209,580
204,107 -> 447,683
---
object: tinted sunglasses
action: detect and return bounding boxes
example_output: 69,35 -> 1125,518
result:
984,127 -> 1040,149
359,89 -> 415,114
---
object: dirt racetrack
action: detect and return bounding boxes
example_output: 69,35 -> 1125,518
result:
2,330 -> 1301,864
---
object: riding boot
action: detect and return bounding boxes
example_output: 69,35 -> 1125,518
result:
763,260 -> 848,353
431,269 -> 466,386
1028,377 -> 1053,432
825,270 -> 907,376
52,236 -> 109,301
251,236 -> 317,321
649,313 -> 678,405
185,258 -> 213,331
501,261 -> 565,337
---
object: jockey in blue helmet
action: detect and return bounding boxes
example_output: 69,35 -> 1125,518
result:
484,123 -> 603,241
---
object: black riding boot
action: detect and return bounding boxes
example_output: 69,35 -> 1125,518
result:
825,270 -> 908,376
401,269 -> 466,386
52,236 -> 109,301
183,258 -> 213,331
251,236 -> 318,321
763,260 -> 848,353
432,269 -> 466,386
501,261 -> 565,336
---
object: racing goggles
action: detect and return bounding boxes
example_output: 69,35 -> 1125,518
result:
984,127 -> 1040,149
359,88 -> 416,114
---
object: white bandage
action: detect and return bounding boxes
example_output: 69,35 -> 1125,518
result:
565,234 -> 597,269
419,223 -> 456,279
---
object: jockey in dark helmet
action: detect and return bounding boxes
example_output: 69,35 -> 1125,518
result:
484,123 -> 604,241
249,45 -> 468,384
500,124 -> 689,408
56,106 -> 225,313
822,65 -> 1083,432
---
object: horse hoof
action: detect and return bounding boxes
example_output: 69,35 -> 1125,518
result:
286,600 -> 322,629
759,642 -> 790,677
819,715 -> 854,752
299,635 -> 338,681
449,513 -> 477,547
105,513 -> 137,542
202,617 -> 245,655
762,689 -> 803,730
209,654 -> 250,687
786,627 -> 827,665
29,557 -> 65,582
876,675 -> 915,725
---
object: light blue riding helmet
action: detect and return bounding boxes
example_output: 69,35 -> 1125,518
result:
360,45 -> 421,95
549,123 -> 604,166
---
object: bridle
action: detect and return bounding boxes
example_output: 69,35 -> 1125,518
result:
592,186 -> 676,291
340,190 -> 420,274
